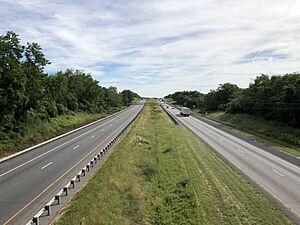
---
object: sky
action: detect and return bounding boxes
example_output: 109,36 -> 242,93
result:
1,0 -> 300,97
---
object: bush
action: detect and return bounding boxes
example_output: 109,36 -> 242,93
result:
57,104 -> 67,115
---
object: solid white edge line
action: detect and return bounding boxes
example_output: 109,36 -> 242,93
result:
73,145 -> 79,150
166,104 -> 300,171
0,106 -> 139,178
0,105 -> 135,164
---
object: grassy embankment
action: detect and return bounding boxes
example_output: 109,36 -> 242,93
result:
201,112 -> 300,158
165,98 -> 300,158
0,108 -> 125,158
55,100 -> 293,225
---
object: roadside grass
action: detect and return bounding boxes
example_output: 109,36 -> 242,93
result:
131,97 -> 142,105
55,100 -> 293,225
164,98 -> 300,158
0,112 -> 107,158
202,112 -> 300,158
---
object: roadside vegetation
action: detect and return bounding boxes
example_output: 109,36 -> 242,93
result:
0,31 -> 139,157
202,112 -> 300,158
165,73 -> 300,157
165,74 -> 300,128
55,100 -> 293,225
0,112 -> 107,158
165,101 -> 300,158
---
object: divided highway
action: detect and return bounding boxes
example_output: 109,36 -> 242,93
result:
162,104 -> 300,223
0,102 -> 144,225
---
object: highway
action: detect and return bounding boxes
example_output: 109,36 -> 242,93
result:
0,103 -> 144,225
162,104 -> 300,222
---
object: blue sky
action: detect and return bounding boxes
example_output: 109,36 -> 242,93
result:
1,0 -> 300,97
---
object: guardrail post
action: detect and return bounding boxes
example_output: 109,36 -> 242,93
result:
63,187 -> 68,196
94,157 -> 97,163
87,164 -> 90,171
45,205 -> 51,216
90,160 -> 94,167
71,180 -> 75,188
55,194 -> 61,205
33,217 -> 39,225
77,174 -> 81,181
82,168 -> 86,176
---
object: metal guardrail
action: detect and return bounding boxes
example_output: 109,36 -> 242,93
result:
25,105 -> 144,225
160,104 -> 178,125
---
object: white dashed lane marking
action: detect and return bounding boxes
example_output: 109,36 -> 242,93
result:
273,169 -> 285,177
41,162 -> 53,170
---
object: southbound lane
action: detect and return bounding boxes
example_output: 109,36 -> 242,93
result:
163,104 -> 300,221
0,103 -> 144,224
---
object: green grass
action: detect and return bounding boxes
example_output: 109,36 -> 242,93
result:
131,97 -> 142,105
202,112 -> 300,158
55,100 -> 293,225
50,112 -> 105,130
0,112 -> 107,158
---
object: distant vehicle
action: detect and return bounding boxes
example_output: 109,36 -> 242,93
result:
180,107 -> 190,116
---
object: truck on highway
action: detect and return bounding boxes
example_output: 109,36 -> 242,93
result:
180,107 -> 190,116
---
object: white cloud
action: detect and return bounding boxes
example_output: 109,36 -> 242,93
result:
1,0 -> 300,97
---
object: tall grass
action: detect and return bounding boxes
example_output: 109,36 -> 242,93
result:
204,112 -> 300,157
0,112 -> 106,158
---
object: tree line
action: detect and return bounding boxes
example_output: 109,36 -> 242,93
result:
0,31 -> 139,140
165,73 -> 300,128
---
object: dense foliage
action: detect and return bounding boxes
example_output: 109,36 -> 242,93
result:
0,31 -> 139,141
166,91 -> 204,109
165,74 -> 300,128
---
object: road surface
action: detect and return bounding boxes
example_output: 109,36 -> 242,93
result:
0,103 -> 144,225
163,104 -> 300,223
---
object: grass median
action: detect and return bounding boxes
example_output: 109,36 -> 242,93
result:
55,100 -> 293,225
